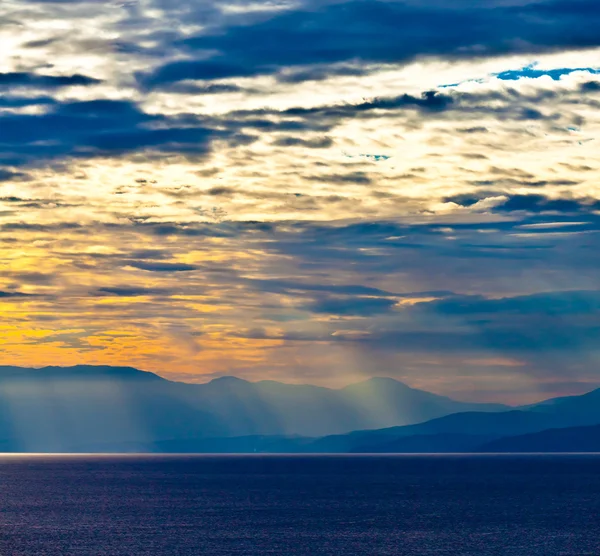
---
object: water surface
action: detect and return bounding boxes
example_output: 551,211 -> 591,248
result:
1,454 -> 599,555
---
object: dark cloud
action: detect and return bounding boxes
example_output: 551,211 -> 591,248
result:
244,278 -> 403,298
272,136 -> 334,149
494,194 -> 600,213
582,81 -> 600,91
9,272 -> 56,286
156,82 -> 249,95
0,81 -> 587,171
427,291 -> 600,317
281,90 -> 454,116
457,126 -> 489,134
142,0 -> 600,85
308,172 -> 372,185
305,295 -> 398,316
0,98 -> 224,167
222,87 -> 577,138
0,169 -> 30,182
97,286 -> 174,296
296,289 -> 600,361
0,72 -> 100,89
0,96 -> 56,108
446,193 -> 600,213
0,222 -> 85,232
444,192 -> 500,207
276,65 -> 369,84
140,60 -> 261,88
21,37 -> 59,48
0,290 -> 34,298
470,178 -> 580,188
206,186 -> 236,197
125,261 -> 198,272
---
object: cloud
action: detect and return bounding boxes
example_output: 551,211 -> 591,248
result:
140,60 -> 263,88
142,0 -> 600,85
125,261 -> 198,272
494,195 -> 600,213
304,295 -> 398,316
582,81 -> 600,91
0,169 -> 30,182
0,96 -> 57,108
308,172 -> 372,185
1,0 -> 600,398
0,98 -> 224,167
0,290 -> 34,298
272,136 -> 334,149
427,291 -> 600,317
97,286 -> 175,297
0,72 -> 100,89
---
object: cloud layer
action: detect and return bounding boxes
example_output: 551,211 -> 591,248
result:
0,0 -> 599,402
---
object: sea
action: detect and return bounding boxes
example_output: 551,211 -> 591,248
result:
1,454 -> 599,555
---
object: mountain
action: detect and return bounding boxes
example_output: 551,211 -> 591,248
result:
0,365 -> 508,452
0,365 -> 223,452
349,433 -> 495,453
192,376 -> 507,437
306,410 -> 554,452
338,377 -> 507,430
2,365 -> 598,453
480,425 -> 600,453
527,388 -> 600,422
305,389 -> 600,453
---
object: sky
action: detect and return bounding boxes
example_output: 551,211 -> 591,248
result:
0,0 -> 599,403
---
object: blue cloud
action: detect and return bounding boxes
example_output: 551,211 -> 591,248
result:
0,72 -> 100,89
97,287 -> 174,297
428,291 -> 600,317
142,0 -> 600,86
126,261 -> 198,272
0,98 -> 224,167
494,195 -> 600,213
305,296 -> 398,316
0,290 -> 34,298
0,169 -> 29,182
0,96 -> 56,108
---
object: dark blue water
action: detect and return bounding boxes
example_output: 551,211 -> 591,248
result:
1,455 -> 599,555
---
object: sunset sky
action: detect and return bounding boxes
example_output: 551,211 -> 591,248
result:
1,0 -> 599,403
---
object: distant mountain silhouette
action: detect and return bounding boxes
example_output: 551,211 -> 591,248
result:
192,375 -> 507,437
0,365 -> 221,452
349,433 -> 495,453
527,388 -> 600,422
306,411 -> 554,452
480,424 -> 600,453
0,365 -> 507,452
304,391 -> 600,453
2,365 -> 599,453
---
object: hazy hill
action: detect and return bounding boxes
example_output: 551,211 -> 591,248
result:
191,375 -> 507,437
2,365 -> 598,453
0,365 -> 222,452
480,424 -> 600,453
306,389 -> 600,453
307,410 -> 555,452
0,365 -> 507,451
527,388 -> 600,421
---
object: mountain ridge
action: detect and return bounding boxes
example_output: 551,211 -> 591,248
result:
480,424 -> 600,453
1,365 -> 599,453
0,365 -> 510,451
